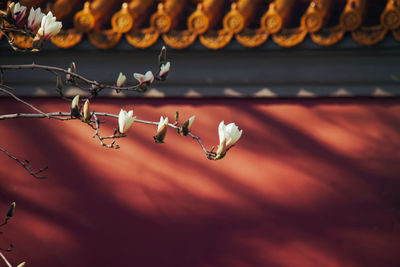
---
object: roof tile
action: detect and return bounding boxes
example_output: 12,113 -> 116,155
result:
2,0 -> 400,49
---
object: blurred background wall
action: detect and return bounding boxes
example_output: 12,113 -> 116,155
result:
1,0 -> 400,266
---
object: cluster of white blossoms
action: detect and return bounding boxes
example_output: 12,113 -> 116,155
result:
8,2 -> 62,46
66,46 -> 241,159
116,50 -> 170,89
118,110 -> 242,159
71,94 -> 242,159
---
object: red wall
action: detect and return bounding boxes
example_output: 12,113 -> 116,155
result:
0,98 -> 399,267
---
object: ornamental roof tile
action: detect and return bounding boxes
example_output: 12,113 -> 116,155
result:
3,0 -> 400,49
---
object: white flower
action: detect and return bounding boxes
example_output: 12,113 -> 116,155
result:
133,71 -> 154,85
38,11 -> 62,40
118,109 -> 136,134
27,7 -> 44,31
153,116 -> 168,143
10,2 -> 27,25
159,62 -> 170,79
116,72 -> 126,87
216,121 -> 242,159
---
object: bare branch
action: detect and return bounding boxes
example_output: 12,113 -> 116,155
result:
0,252 -> 12,267
0,86 -> 49,118
0,64 -> 144,93
91,114 -> 122,149
0,112 -> 71,121
0,111 -> 216,159
0,147 -> 48,179
188,132 -> 216,160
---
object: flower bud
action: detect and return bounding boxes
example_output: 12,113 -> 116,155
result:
158,45 -> 167,64
83,99 -> 90,121
179,115 -> 195,136
6,202 -> 16,219
70,62 -> 76,74
157,62 -> 170,81
70,95 -> 80,117
153,116 -> 168,143
133,71 -> 154,91
215,121 -> 242,160
215,138 -> 227,160
9,2 -> 27,26
118,109 -> 136,134
17,262 -> 26,267
116,72 -> 126,87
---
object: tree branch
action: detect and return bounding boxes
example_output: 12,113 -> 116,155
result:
0,64 -> 144,93
0,147 -> 48,179
0,111 -> 216,159
0,252 -> 12,267
0,86 -> 49,118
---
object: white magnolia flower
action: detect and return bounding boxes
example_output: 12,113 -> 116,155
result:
216,121 -> 242,159
153,116 -> 168,143
116,72 -> 126,87
38,11 -> 62,40
10,2 -> 27,25
159,62 -> 170,79
118,109 -> 136,134
27,7 -> 44,31
133,71 -> 154,85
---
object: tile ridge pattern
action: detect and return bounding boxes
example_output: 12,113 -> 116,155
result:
3,0 -> 400,49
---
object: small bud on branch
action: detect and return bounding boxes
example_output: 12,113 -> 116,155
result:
6,202 -> 16,219
153,116 -> 169,143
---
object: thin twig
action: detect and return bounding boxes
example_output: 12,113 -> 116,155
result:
91,114 -> 122,149
0,111 -> 215,159
0,112 -> 71,121
0,64 -> 143,93
0,252 -> 12,267
0,147 -> 48,179
189,132 -> 216,160
0,86 -> 49,118
0,245 -> 13,253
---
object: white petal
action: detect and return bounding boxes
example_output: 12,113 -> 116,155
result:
71,95 -> 79,108
125,113 -> 135,131
118,109 -> 125,133
218,121 -> 226,145
133,73 -> 144,83
188,115 -> 195,128
117,72 -> 126,87
144,71 -> 154,82
225,123 -> 242,146
157,116 -> 164,131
